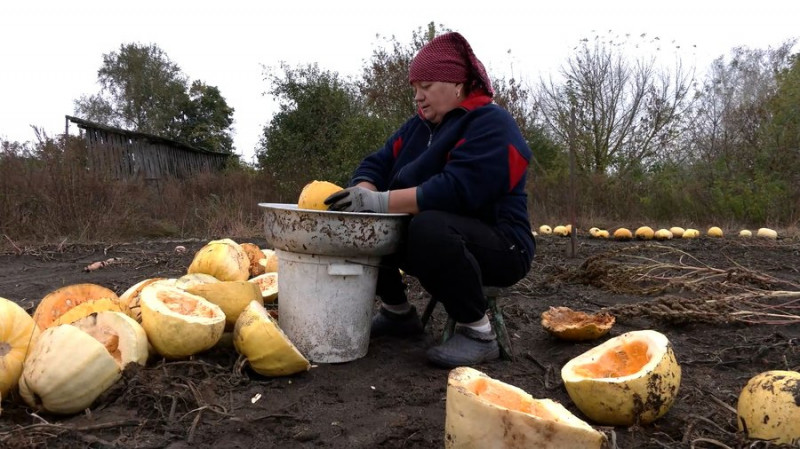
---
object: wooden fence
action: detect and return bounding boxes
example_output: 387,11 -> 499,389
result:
66,115 -> 230,180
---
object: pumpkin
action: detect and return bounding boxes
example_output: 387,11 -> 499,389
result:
588,227 -> 600,237
260,249 -> 279,273
174,273 -> 219,290
553,225 -> 570,237
595,229 -> 610,239
139,284 -> 226,359
240,242 -> 266,277
538,224 -> 552,235
184,280 -> 263,328
445,367 -> 607,449
233,300 -> 310,377
739,229 -> 752,238
18,311 -> 148,415
119,278 -> 166,321
707,226 -> 723,238
297,180 -> 343,211
50,297 -> 122,327
669,226 -> 685,238
654,229 -> 674,240
737,370 -> 800,445
756,228 -> 778,239
682,229 -> 700,239
541,306 -> 615,341
187,238 -> 250,282
613,228 -> 633,241
561,329 -> 681,426
635,226 -> 654,240
249,272 -> 279,303
0,297 -> 39,397
32,283 -> 119,330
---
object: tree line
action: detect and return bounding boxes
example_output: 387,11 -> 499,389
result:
2,23 -> 799,228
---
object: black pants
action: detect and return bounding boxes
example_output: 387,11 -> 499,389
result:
376,210 -> 533,323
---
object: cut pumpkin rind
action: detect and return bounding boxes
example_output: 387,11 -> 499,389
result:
561,329 -> 681,426
233,300 -> 310,377
540,306 -> 615,341
248,272 -> 279,303
184,280 -> 263,328
187,238 -> 250,282
119,278 -> 166,322
140,284 -> 226,359
33,283 -> 119,330
50,297 -> 122,327
445,367 -> 607,448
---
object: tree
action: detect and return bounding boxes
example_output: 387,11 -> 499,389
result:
536,33 -> 695,175
75,43 -> 235,153
256,63 -> 385,200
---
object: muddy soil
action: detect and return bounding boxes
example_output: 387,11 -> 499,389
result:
0,235 -> 798,448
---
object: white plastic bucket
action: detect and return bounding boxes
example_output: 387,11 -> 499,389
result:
276,249 -> 380,363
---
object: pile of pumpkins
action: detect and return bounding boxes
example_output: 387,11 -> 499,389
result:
538,224 -> 779,241
0,238 -> 310,416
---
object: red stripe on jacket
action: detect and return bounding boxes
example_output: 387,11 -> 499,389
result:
392,137 -> 403,158
508,144 -> 528,191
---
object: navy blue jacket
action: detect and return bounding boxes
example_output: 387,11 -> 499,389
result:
350,95 -> 535,258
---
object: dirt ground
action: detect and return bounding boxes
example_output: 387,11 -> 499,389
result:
1,233 -> 798,449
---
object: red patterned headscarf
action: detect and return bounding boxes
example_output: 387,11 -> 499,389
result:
408,32 -> 494,97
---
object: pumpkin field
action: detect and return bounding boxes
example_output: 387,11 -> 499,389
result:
1,232 -> 799,448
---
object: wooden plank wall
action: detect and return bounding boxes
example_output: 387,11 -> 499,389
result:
83,128 -> 227,180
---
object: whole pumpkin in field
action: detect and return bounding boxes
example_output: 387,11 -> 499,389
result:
0,297 -> 40,397
445,367 -> 607,449
187,238 -> 250,282
635,226 -> 655,240
561,330 -> 681,426
737,370 -> 800,445
18,311 -> 148,415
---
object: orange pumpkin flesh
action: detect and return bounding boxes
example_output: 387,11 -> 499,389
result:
33,283 -> 119,330
469,377 -> 557,421
572,340 -> 651,378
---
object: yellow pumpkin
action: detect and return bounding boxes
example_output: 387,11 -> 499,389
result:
757,228 -> 778,239
669,226 -> 685,238
240,242 -> 266,277
635,226 -> 655,240
737,370 -> 800,445
187,238 -> 250,282
540,306 -> 615,341
233,300 -> 310,377
249,272 -> 279,303
595,229 -> 610,239
561,329 -> 681,426
119,278 -> 166,322
654,229 -> 673,240
538,224 -> 552,235
682,228 -> 700,239
613,228 -> 633,241
139,284 -> 226,359
174,273 -> 219,290
32,283 -> 119,330
707,226 -> 724,238
739,229 -> 752,238
18,311 -> 148,415
297,180 -> 343,211
445,367 -> 607,448
0,297 -> 39,397
588,227 -> 600,237
259,249 -> 279,273
553,225 -> 570,237
184,280 -> 263,329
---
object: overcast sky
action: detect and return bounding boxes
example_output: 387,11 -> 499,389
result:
1,1 -> 798,163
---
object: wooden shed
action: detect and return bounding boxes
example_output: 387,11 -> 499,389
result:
66,115 -> 231,180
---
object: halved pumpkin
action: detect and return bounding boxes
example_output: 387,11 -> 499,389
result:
561,329 -> 681,426
18,311 -> 148,415
240,242 -> 266,277
174,273 -> 219,290
139,284 -> 225,359
184,281 -> 263,328
187,238 -> 250,282
50,297 -> 122,327
248,272 -> 279,303
445,367 -> 607,448
259,249 -> 279,273
737,370 -> 800,445
541,306 -> 615,341
297,180 -> 343,211
233,301 -> 310,377
33,283 -> 119,330
119,278 -> 167,322
1,297 -> 40,397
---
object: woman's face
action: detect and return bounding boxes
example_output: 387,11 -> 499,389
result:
412,81 -> 463,124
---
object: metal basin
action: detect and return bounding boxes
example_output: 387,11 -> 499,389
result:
259,203 -> 409,257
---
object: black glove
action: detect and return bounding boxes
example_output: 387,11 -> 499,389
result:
324,186 -> 389,213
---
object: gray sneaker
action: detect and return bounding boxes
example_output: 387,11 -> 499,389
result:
426,327 -> 500,368
370,306 -> 424,338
